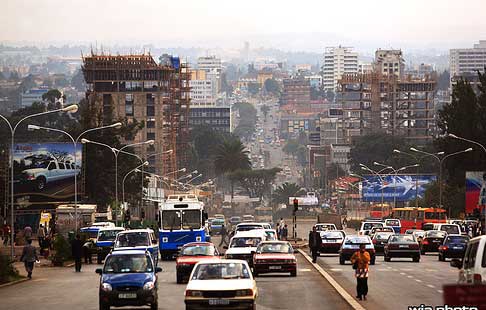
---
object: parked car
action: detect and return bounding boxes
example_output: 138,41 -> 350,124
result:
339,235 -> 376,265
96,250 -> 162,310
253,241 -> 297,277
372,232 -> 395,254
95,227 -> 125,264
113,229 -> 159,266
319,230 -> 345,254
438,234 -> 470,261
175,242 -> 220,284
420,230 -> 447,254
384,234 -> 421,262
185,260 -> 258,310
450,235 -> 486,284
225,230 -> 267,266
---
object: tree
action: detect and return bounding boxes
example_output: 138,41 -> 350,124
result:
233,102 -> 257,139
272,182 -> 305,204
260,104 -> 270,121
420,181 -> 465,217
214,139 -> 251,198
42,89 -> 64,104
229,168 -> 281,200
264,78 -> 280,95
327,163 -> 346,181
436,71 -> 486,186
247,83 -> 260,95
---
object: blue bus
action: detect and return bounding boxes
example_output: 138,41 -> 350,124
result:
158,194 -> 207,260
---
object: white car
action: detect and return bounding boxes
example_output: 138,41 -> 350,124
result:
22,159 -> 80,191
185,260 -> 258,310
225,230 -> 267,265
359,221 -> 384,235
314,223 -> 337,232
451,235 -> 486,284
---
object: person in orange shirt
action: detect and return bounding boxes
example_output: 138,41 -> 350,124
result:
350,244 -> 370,301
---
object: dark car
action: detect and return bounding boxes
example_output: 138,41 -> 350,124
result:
384,234 -> 420,262
421,230 -> 447,254
438,234 -> 470,261
339,235 -> 376,265
319,230 -> 345,253
372,232 -> 395,254
175,242 -> 220,283
96,250 -> 162,310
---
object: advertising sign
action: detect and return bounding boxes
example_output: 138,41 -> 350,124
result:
465,171 -> 486,215
13,143 -> 82,202
361,174 -> 436,202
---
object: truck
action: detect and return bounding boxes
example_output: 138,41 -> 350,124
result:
21,159 -> 80,191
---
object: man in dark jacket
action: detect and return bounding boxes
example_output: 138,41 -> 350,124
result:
71,234 -> 83,272
308,226 -> 322,263
20,239 -> 38,279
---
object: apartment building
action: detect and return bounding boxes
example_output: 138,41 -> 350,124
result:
450,41 -> 486,77
374,49 -> 405,77
321,46 -> 359,92
281,77 -> 311,106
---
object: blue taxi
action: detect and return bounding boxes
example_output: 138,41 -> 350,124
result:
95,227 -> 125,264
96,250 -> 162,310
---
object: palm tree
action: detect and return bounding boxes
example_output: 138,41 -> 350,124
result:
272,182 -> 305,204
214,139 -> 251,197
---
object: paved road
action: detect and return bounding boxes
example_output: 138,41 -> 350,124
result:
0,253 -> 350,310
316,251 -> 457,310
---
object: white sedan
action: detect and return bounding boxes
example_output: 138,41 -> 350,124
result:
184,260 -> 258,310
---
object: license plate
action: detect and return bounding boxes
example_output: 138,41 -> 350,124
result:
209,299 -> 230,305
433,240 -> 440,243
118,293 -> 137,299
269,265 -> 282,270
399,245 -> 408,248
453,246 -> 462,250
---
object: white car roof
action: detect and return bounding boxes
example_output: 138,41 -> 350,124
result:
233,230 -> 267,238
98,227 -> 125,232
236,222 -> 265,227
194,259 -> 250,266
117,229 -> 153,234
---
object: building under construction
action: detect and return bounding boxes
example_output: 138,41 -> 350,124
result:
82,53 -> 191,177
338,72 -> 436,145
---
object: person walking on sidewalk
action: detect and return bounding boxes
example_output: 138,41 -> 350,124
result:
71,234 -> 83,272
24,225 -> 32,242
308,226 -> 322,263
20,239 -> 38,279
350,244 -> 370,301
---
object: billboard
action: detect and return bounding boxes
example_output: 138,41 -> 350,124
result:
465,171 -> 486,215
13,143 -> 82,203
361,174 -> 436,202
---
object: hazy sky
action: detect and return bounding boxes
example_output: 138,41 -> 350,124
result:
2,0 -> 486,51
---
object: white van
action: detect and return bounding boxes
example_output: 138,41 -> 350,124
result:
451,235 -> 486,284
433,223 -> 461,235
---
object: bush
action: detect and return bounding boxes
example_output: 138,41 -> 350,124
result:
51,234 -> 71,265
0,254 -> 20,284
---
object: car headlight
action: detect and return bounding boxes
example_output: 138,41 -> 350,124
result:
185,290 -> 203,297
143,281 -> 155,290
235,289 -> 253,297
162,237 -> 168,243
195,236 -> 202,242
101,283 -> 112,292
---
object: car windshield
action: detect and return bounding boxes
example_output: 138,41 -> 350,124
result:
180,245 -> 216,256
439,225 -> 460,235
345,237 -> 370,244
385,220 -> 400,226
363,222 -> 382,230
389,235 -> 415,243
446,236 -> 469,244
265,231 -> 276,240
425,231 -> 447,238
104,254 -> 153,273
192,262 -> 251,280
115,232 -> 149,247
162,210 -> 181,230
230,237 -> 262,248
81,229 -> 98,239
413,231 -> 425,237
257,242 -> 293,254
375,233 -> 393,240
321,231 -> 343,239
237,225 -> 262,231
98,230 -> 122,241
182,210 -> 201,230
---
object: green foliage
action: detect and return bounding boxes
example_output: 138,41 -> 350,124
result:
261,104 -> 270,120
247,82 -> 260,95
0,254 -> 19,284
42,89 -> 64,104
264,78 -> 280,95
228,168 -> 281,200
420,181 -> 465,218
214,139 -> 251,176
436,71 -> 486,186
233,102 -> 257,139
51,234 -> 71,263
327,163 -> 346,181
272,182 -> 305,204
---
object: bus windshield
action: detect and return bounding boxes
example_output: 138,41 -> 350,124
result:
182,210 -> 201,230
425,212 -> 447,220
162,210 -> 181,230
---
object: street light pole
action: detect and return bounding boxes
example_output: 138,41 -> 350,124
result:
360,163 -> 392,217
122,161 -> 149,204
0,104 -> 78,259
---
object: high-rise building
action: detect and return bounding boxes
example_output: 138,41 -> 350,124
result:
82,53 -> 191,175
189,106 -> 231,133
373,49 -> 405,77
281,77 -> 311,107
321,46 -> 359,92
197,56 -> 222,94
450,41 -> 486,77
189,70 -> 215,106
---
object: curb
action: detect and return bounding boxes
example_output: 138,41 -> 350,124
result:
297,249 -> 366,310
0,277 -> 29,289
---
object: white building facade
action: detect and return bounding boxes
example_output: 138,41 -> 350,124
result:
321,46 -> 358,92
450,41 -> 486,77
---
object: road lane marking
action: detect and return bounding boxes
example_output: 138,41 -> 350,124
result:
407,275 -> 413,278
427,285 -> 435,288
425,269 -> 437,272
298,249 -> 366,310
299,268 -> 311,272
329,268 -> 343,272
437,290 -> 443,294
399,272 -> 406,275
415,279 -> 423,283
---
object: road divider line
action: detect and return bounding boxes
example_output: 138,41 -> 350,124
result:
298,249 -> 366,310
415,279 -> 422,283
427,284 -> 435,288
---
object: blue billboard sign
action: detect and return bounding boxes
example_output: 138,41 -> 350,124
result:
361,174 -> 436,202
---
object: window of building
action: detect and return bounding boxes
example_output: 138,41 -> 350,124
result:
147,120 -> 155,128
147,132 -> 155,140
147,106 -> 155,117
125,94 -> 134,116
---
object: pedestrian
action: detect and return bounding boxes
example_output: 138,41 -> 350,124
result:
282,224 -> 288,241
218,224 -> 228,247
308,226 -> 322,263
82,237 -> 93,264
71,234 -> 83,272
343,217 -> 348,229
2,224 -> 9,246
38,224 -> 46,253
20,239 -> 38,279
350,244 -> 370,301
24,225 -> 32,242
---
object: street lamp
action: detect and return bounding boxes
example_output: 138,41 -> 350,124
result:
27,122 -> 121,231
0,104 -> 78,259
360,163 -> 391,216
184,173 -> 203,186
411,146 -> 473,215
122,161 -> 149,204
